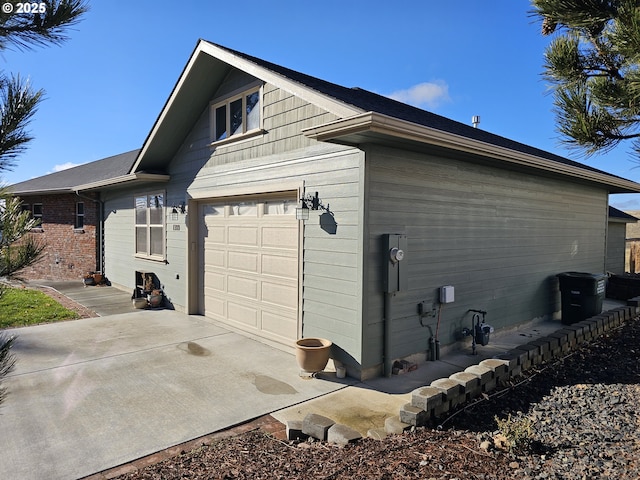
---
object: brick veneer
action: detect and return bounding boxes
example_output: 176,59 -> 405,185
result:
17,193 -> 100,281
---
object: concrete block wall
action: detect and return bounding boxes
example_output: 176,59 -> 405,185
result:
400,306 -> 638,428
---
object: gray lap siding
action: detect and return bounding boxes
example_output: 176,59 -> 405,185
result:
362,145 -> 607,371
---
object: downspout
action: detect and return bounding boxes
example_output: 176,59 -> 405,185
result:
75,191 -> 104,275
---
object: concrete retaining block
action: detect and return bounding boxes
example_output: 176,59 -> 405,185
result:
556,328 -> 577,347
562,324 -> 585,344
286,420 -> 309,441
367,428 -> 388,440
528,338 -> 553,362
384,416 -> 411,435
400,403 -> 429,426
464,364 -> 495,392
411,386 -> 444,411
302,413 -> 335,441
573,321 -> 594,341
479,358 -> 509,383
430,378 -> 464,408
327,424 -> 362,445
515,343 -> 538,367
450,372 -> 481,401
547,331 -> 569,354
592,314 -> 611,331
493,350 -> 523,377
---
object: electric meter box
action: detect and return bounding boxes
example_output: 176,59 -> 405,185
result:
383,234 -> 407,293
440,285 -> 455,303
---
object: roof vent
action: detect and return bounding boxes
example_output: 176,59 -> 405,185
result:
472,115 -> 480,128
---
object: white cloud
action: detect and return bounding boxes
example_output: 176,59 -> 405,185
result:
387,81 -> 451,109
49,162 -> 81,174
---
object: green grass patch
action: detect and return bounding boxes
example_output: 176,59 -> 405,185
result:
0,287 -> 79,329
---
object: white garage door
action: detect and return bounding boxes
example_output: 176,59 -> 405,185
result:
200,197 -> 299,346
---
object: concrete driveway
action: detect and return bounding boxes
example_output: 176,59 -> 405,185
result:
1,310 -> 347,480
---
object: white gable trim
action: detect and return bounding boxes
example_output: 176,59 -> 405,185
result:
198,42 -> 362,119
132,40 -> 362,173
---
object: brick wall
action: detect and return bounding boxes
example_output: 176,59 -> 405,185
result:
17,193 -> 99,281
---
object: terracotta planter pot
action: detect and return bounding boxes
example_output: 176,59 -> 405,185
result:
295,338 -> 332,373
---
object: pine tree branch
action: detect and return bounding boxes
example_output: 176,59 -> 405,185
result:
0,0 -> 88,51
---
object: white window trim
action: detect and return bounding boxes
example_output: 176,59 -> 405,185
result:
209,84 -> 264,147
134,192 -> 166,261
75,202 -> 85,230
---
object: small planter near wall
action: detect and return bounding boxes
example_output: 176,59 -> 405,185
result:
148,289 -> 164,308
295,338 -> 332,373
132,297 -> 147,309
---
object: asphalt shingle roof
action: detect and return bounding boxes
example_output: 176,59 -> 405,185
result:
210,42 -> 626,180
8,149 -> 139,195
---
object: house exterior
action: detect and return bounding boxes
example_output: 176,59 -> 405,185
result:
10,150 -> 140,281
11,41 -> 640,379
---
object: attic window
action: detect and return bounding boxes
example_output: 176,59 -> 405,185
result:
210,86 -> 262,145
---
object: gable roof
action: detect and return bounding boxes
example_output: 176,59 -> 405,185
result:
609,206 -> 638,223
133,40 -> 640,194
9,41 -> 640,195
9,150 -> 141,195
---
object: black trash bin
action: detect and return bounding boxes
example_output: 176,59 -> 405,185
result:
557,272 -> 606,325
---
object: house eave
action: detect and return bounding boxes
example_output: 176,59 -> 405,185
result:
9,186 -> 75,196
73,172 -> 171,192
302,111 -> 640,194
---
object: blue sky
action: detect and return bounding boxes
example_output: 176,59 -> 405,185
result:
2,0 -> 640,208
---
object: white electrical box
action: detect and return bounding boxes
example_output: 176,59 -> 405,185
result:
440,285 -> 455,303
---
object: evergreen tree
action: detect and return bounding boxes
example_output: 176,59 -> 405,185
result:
532,0 -> 640,159
0,0 -> 87,406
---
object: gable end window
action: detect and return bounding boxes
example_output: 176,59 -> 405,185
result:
135,193 -> 165,259
210,86 -> 262,145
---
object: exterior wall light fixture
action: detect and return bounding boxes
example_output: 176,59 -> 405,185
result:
296,191 -> 328,221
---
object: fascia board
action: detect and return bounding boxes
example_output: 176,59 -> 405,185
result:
74,173 -> 170,192
10,187 -> 74,195
302,112 -> 640,194
131,42 -> 206,174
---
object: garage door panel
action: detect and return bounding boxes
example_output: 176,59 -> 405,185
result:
262,226 -> 297,249
227,275 -> 258,299
228,302 -> 258,327
204,248 -> 226,268
228,251 -> 258,273
201,197 -> 299,346
228,226 -> 258,246
262,282 -> 297,309
262,254 -> 297,279
204,271 -> 225,292
262,311 -> 297,340
203,294 -> 225,318
205,225 -> 226,243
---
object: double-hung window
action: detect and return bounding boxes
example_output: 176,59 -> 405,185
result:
211,86 -> 262,144
32,203 -> 42,222
135,193 -> 165,259
75,202 -> 84,229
